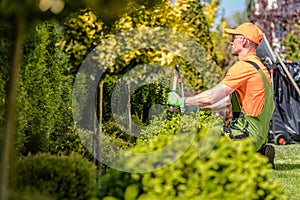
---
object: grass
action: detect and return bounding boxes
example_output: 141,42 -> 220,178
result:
271,143 -> 300,200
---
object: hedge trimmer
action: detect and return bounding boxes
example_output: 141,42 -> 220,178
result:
169,64 -> 184,114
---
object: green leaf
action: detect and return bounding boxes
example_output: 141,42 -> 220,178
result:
103,196 -> 119,200
124,184 -> 140,200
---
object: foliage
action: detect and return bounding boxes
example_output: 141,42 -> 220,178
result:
50,74 -> 74,135
59,8 -> 107,73
50,120 -> 135,166
99,112 -> 285,200
211,19 -> 234,71
174,0 -> 217,64
87,0 -> 162,23
14,153 -> 98,200
98,169 -> 138,199
17,19 -> 70,155
110,0 -> 221,90
0,21 -> 13,143
9,186 -> 54,200
282,28 -> 300,61
65,0 -> 222,140
100,0 -> 220,120
49,128 -> 94,160
202,0 -> 221,29
131,83 -> 167,124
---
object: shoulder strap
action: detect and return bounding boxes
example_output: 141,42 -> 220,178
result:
245,60 -> 271,77
245,60 -> 260,70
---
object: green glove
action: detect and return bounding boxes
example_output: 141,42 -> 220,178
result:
167,92 -> 186,113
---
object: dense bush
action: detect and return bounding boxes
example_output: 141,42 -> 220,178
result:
49,128 -> 94,160
282,28 -> 300,61
17,19 -> 71,155
9,186 -> 54,200
110,0 -> 221,90
99,112 -> 285,200
49,123 -> 136,167
59,8 -> 107,74
15,153 -> 97,200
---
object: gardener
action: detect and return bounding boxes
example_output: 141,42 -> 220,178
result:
167,22 -> 275,168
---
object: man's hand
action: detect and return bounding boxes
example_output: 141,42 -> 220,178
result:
167,92 -> 186,113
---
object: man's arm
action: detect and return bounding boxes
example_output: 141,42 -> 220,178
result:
185,83 -> 234,107
201,95 -> 231,111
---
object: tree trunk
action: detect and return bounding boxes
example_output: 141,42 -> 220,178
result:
0,14 -> 26,200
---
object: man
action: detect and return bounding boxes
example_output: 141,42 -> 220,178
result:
167,22 -> 275,168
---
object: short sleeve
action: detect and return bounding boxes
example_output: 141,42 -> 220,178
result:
222,61 -> 257,89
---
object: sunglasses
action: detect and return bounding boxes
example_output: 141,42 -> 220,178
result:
232,35 -> 244,42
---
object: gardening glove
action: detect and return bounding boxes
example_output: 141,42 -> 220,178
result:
167,92 -> 186,113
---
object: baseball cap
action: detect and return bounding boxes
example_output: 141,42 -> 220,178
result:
225,22 -> 264,44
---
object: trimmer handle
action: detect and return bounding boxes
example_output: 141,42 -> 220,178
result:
169,64 -> 182,114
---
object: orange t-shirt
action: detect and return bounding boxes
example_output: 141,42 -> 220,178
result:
221,53 -> 272,116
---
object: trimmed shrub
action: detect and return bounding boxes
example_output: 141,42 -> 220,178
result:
49,128 -> 94,160
15,153 -> 98,200
9,186 -> 54,200
17,19 -> 70,155
99,112 -> 286,200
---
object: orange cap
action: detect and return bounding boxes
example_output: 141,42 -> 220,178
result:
225,22 -> 264,44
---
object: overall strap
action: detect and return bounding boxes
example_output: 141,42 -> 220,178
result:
245,60 -> 271,77
245,60 -> 260,70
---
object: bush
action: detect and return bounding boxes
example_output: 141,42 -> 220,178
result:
99,112 -> 285,200
9,186 -> 54,200
17,19 -> 70,155
49,128 -> 94,161
15,153 -> 98,200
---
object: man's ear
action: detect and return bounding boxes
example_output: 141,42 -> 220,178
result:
242,38 -> 249,47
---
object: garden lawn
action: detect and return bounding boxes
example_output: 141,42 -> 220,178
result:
271,143 -> 300,200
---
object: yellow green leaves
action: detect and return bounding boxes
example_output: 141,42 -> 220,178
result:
282,26 -> 300,61
202,0 -> 221,28
58,9 -> 106,72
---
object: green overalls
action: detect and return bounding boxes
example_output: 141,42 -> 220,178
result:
229,61 -> 275,151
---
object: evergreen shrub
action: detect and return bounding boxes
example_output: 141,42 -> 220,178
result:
49,128 -> 94,161
9,186 -> 54,200
15,153 -> 98,200
17,19 -> 70,155
99,112 -> 285,200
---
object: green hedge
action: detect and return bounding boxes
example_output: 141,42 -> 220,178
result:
14,153 -> 98,200
99,112 -> 286,200
17,19 -> 71,155
9,186 -> 54,200
49,128 -> 94,161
